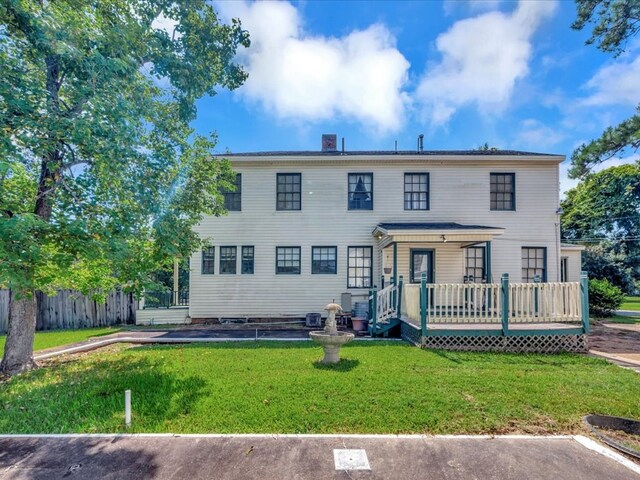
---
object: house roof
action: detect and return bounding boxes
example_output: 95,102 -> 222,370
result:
224,149 -> 558,157
376,222 -> 501,231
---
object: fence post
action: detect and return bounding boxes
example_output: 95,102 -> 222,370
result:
580,271 -> 590,334
396,275 -> 404,319
420,273 -> 427,337
501,273 -> 509,336
371,285 -> 378,336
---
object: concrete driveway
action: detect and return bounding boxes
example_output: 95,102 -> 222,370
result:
0,435 -> 637,479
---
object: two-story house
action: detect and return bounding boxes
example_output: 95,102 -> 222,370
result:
186,135 -> 583,322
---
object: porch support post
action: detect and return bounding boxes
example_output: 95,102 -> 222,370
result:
371,285 -> 378,336
420,273 -> 427,336
580,271 -> 590,334
397,275 -> 404,318
392,242 -> 398,286
485,241 -> 492,282
501,273 -> 509,336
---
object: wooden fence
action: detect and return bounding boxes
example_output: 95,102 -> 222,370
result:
0,290 -> 137,333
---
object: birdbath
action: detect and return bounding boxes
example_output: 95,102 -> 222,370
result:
309,303 -> 354,364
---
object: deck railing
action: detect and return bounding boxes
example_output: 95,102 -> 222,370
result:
143,290 -> 189,309
509,282 -> 581,323
395,272 -> 590,336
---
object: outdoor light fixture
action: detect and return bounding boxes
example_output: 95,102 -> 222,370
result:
441,235 -> 448,243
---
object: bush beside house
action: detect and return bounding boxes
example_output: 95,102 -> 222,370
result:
589,278 -> 624,317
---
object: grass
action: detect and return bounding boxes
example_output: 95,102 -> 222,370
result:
1,341 -> 639,434
0,327 -> 120,356
604,314 -> 640,324
621,296 -> 640,311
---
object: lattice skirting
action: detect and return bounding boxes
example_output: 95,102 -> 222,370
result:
401,322 -> 422,345
401,323 -> 587,353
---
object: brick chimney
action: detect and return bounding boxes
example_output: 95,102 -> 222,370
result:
322,134 -> 337,152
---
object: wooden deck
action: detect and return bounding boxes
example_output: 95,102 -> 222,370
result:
403,318 -> 582,331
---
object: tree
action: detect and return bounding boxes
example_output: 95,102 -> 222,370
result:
0,1 -> 249,375
570,0 -> 640,178
561,164 -> 640,292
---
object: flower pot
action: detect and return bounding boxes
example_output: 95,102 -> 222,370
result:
351,317 -> 367,331
383,267 -> 392,274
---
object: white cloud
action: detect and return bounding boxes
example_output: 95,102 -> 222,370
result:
152,13 -> 181,39
417,0 -> 557,127
582,54 -> 640,106
216,1 -> 410,133
515,119 -> 565,149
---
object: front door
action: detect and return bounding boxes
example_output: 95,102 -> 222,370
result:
411,249 -> 434,283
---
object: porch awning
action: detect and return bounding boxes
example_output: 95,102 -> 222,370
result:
372,222 -> 505,247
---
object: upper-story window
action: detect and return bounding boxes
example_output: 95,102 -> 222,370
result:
202,247 -> 215,275
221,174 -> 241,211
348,173 -> 373,210
490,173 -> 515,211
277,173 -> 301,210
404,173 -> 429,210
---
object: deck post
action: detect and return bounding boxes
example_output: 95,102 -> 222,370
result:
501,273 -> 509,336
397,275 -> 404,319
392,242 -> 398,286
420,273 -> 427,337
486,242 -> 492,309
390,276 -> 396,312
580,271 -> 590,334
371,285 -> 378,336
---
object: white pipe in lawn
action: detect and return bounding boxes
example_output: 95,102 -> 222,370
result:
125,390 -> 131,428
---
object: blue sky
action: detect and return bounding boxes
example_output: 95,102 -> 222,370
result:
183,1 -> 639,193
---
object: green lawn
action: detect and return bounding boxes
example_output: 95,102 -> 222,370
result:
0,327 -> 120,356
607,314 -> 640,324
621,296 -> 640,311
1,341 -> 639,434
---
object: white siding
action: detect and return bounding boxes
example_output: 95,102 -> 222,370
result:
561,249 -> 583,282
189,157 -> 561,318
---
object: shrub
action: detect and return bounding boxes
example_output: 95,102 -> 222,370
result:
588,278 -> 624,317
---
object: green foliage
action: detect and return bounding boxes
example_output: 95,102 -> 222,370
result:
589,278 -> 625,317
561,164 -> 640,291
572,0 -> 640,57
569,110 -> 640,178
570,1 -> 640,177
0,1 -> 250,297
2,342 -> 640,434
582,244 -> 637,294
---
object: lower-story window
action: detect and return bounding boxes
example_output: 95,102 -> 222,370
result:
465,247 -> 485,282
219,246 -> 237,274
276,246 -> 301,274
202,247 -> 215,275
522,247 -> 546,282
312,246 -> 337,274
348,246 -> 372,288
242,246 -> 254,274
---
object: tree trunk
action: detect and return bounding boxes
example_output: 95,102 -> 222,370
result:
0,290 -> 37,376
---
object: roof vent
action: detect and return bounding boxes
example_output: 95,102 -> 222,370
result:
322,134 -> 337,152
417,134 -> 424,153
